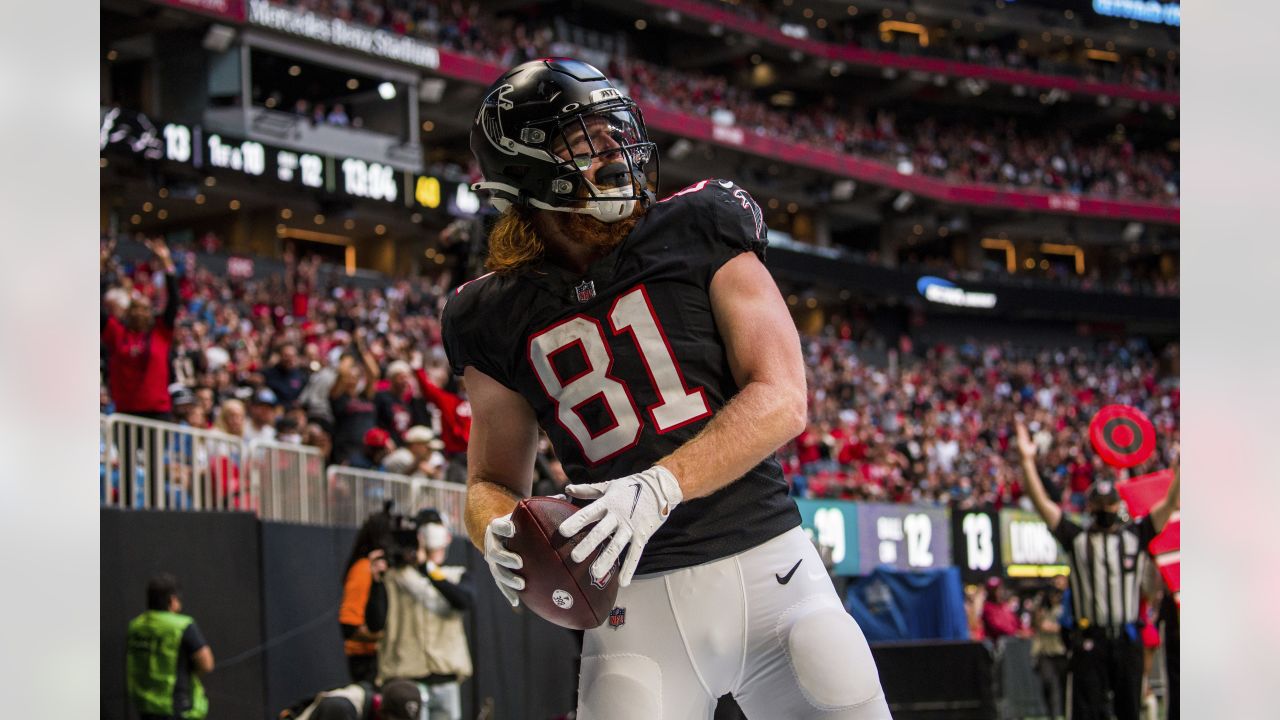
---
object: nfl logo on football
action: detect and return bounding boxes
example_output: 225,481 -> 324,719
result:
608,607 -> 626,629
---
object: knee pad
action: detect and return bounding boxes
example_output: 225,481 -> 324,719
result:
578,653 -> 662,720
782,605 -> 884,710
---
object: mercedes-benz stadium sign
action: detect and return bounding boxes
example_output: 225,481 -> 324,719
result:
916,276 -> 997,309
247,0 -> 440,69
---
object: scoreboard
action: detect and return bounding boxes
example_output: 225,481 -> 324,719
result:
856,503 -> 950,573
999,508 -> 1073,578
101,107 -> 478,214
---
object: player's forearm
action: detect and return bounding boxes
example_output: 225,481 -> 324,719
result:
658,379 -> 806,501
1019,457 -> 1061,527
464,479 -> 523,550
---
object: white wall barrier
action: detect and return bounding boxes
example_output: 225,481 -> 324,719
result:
100,415 -> 467,533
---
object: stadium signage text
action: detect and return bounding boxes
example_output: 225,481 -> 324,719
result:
916,276 -> 997,309
247,0 -> 440,69
1000,509 -> 1071,578
795,498 -> 861,576
1092,0 -> 1180,27
857,504 -> 950,573
951,509 -> 1003,583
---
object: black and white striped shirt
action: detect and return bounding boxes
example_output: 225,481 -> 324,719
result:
1053,515 -> 1157,629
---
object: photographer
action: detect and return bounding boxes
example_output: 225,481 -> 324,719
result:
367,510 -> 473,720
341,511 -> 393,683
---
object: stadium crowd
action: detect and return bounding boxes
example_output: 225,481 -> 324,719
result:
270,0 -> 1179,203
708,0 -> 1178,92
782,320 -> 1179,512
100,235 -> 1179,513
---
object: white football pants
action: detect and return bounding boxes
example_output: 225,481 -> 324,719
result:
576,526 -> 893,719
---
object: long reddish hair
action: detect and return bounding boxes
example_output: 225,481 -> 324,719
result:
484,208 -> 544,273
484,205 -> 646,273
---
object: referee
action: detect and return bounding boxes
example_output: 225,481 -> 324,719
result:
1015,420 -> 1179,720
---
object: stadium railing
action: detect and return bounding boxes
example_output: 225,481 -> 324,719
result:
326,466 -> 467,532
251,438 -> 327,524
99,414 -> 467,533
102,414 -> 251,512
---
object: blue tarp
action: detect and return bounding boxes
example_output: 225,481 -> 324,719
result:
844,566 -> 969,642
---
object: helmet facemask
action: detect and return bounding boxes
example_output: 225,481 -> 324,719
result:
543,103 -> 657,223
475,96 -> 659,223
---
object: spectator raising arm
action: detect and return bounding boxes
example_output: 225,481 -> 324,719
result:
412,365 -> 471,454
144,237 -> 180,330
354,329 -> 380,399
1017,418 -> 1063,531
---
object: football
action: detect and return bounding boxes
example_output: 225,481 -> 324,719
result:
507,495 -> 620,630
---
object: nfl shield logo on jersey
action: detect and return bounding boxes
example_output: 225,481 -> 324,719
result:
608,607 -> 626,629
574,280 -> 596,303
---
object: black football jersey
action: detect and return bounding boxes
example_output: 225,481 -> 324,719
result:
441,179 -> 800,574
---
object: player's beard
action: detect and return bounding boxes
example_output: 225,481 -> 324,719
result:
484,193 -> 647,274
557,204 -> 645,253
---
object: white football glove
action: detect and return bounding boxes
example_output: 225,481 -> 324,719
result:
484,513 -> 524,607
559,466 -> 683,587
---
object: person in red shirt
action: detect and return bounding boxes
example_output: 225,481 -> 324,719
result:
405,365 -> 473,486
982,577 -> 1030,641
412,365 -> 471,456
101,237 -> 180,508
101,237 -> 179,419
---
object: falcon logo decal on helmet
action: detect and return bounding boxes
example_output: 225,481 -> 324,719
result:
478,84 -> 517,156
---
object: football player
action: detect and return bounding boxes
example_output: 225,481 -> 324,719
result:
443,58 -> 892,720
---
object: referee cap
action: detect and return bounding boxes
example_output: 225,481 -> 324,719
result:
1087,479 -> 1120,504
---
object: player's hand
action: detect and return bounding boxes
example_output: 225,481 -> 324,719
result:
1014,418 -> 1037,461
143,236 -> 174,271
560,465 -> 683,587
368,549 -> 388,581
484,513 -> 524,607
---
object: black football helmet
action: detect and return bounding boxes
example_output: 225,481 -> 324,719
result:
470,57 -> 658,223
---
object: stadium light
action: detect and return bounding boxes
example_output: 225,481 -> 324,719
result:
378,82 -> 397,100
202,24 -> 236,53
831,180 -> 856,201
419,78 -> 446,103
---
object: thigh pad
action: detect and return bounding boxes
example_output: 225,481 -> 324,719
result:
781,603 -> 884,710
577,653 -> 662,720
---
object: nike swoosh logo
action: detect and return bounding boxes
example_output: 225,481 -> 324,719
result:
629,482 -> 642,518
776,559 -> 802,585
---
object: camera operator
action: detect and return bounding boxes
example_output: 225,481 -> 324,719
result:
366,510 -> 472,720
